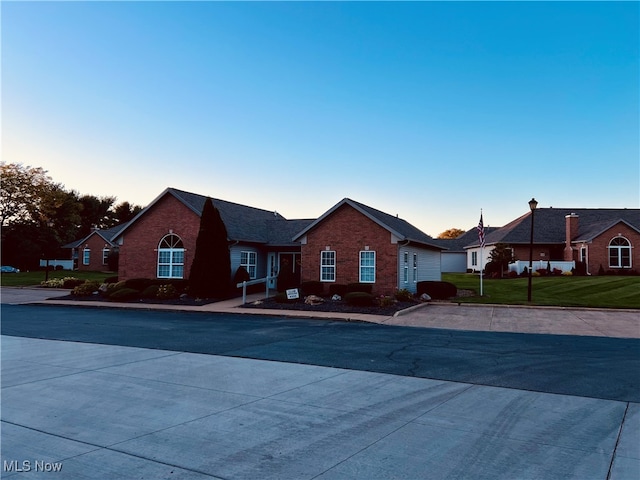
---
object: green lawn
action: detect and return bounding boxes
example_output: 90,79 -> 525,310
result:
443,273 -> 640,309
0,270 -> 114,287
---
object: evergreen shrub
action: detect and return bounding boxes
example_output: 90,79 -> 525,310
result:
141,285 -> 159,299
109,288 -> 140,301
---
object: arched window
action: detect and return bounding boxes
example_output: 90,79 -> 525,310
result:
608,237 -> 631,268
158,234 -> 185,278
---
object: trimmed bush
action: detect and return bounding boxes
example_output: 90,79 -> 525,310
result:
63,278 -> 85,289
416,281 -> 457,300
395,289 -> 413,302
156,284 -> 178,299
378,295 -> 396,307
41,278 -> 64,288
301,281 -> 324,296
329,284 -> 348,297
233,267 -> 251,287
344,292 -> 375,306
141,285 -> 160,299
347,283 -> 373,294
109,288 -> 140,301
71,281 -> 101,296
122,278 -> 155,291
104,276 -> 119,284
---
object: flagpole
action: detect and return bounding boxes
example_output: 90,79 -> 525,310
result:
480,244 -> 483,297
478,209 -> 484,297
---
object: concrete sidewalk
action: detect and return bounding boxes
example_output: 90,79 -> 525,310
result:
3,286 -> 639,338
2,335 -> 638,479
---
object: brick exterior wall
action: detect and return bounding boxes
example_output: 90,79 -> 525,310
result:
583,223 -> 640,274
118,194 -> 200,281
300,204 -> 398,295
511,245 -> 558,265
510,221 -> 640,275
77,232 -> 113,272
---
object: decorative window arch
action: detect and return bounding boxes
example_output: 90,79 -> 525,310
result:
158,234 -> 185,278
608,236 -> 632,268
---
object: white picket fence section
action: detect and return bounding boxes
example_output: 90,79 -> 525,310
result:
39,259 -> 74,270
508,260 -> 575,275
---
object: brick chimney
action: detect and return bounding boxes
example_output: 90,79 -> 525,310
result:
564,213 -> 579,261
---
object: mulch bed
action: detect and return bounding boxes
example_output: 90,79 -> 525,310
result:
240,296 -> 421,316
48,293 -> 220,306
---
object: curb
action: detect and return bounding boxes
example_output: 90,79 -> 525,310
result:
393,302 -> 430,317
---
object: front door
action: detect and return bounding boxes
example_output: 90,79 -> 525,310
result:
267,253 -> 277,289
278,253 -> 301,290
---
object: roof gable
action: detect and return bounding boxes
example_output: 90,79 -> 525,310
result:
114,187 -> 308,245
293,198 -> 443,249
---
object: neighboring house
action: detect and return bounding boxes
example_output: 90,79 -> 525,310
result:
433,227 -> 499,273
109,188 -> 313,287
63,224 -> 126,271
464,208 -> 640,275
293,198 -> 444,295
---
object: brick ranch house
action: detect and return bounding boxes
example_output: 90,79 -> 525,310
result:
64,224 -> 126,271
293,198 -> 444,295
464,208 -> 640,275
91,188 -> 313,286
64,189 -> 445,294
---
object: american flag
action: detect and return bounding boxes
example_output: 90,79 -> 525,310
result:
477,213 -> 485,248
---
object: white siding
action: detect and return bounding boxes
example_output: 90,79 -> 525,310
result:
398,246 -> 442,294
466,246 -> 493,272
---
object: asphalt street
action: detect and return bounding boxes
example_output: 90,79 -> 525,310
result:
3,303 -> 639,402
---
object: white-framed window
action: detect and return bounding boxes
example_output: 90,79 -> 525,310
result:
241,251 -> 257,279
403,252 -> 409,283
158,234 -> 185,278
102,248 -> 110,265
83,248 -> 91,265
609,237 -> 632,268
413,253 -> 418,283
471,251 -> 478,266
359,250 -> 376,283
320,250 -> 336,282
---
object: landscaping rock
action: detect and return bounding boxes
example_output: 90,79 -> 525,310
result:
305,295 -> 324,305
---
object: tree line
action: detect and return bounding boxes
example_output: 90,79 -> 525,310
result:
1,162 -> 143,270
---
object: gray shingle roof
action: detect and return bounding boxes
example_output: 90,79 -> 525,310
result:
117,187 -> 313,246
293,198 -> 444,250
467,208 -> 640,247
432,226 -> 500,252
62,222 -> 130,249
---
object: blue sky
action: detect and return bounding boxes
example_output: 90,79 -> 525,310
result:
3,1 -> 638,237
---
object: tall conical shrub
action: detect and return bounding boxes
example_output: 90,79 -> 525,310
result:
189,198 -> 231,298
